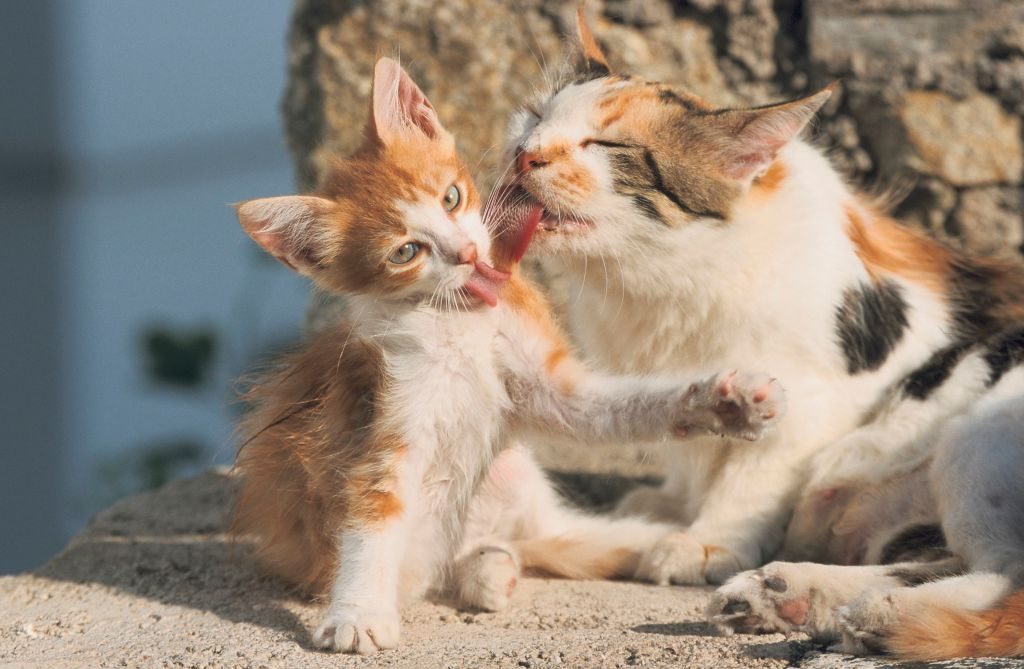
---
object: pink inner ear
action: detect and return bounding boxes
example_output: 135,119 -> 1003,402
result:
372,58 -> 441,142
397,75 -> 437,139
726,151 -> 772,180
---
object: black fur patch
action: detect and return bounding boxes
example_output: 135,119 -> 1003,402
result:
657,88 -> 703,112
901,340 -> 973,400
879,524 -> 948,565
835,281 -> 910,375
886,558 -> 965,587
631,194 -> 663,222
948,257 -> 1024,338
556,60 -> 611,92
984,326 -> 1024,387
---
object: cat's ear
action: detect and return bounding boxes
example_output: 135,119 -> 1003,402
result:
574,3 -> 612,78
235,195 -> 337,276
717,84 -> 834,181
369,57 -> 445,144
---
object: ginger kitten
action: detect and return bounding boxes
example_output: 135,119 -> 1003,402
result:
231,58 -> 784,654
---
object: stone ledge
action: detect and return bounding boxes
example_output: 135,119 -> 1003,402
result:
2,470 -> 1021,668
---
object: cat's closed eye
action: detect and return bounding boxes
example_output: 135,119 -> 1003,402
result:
389,242 -> 422,264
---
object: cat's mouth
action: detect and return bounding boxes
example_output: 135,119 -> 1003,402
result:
487,186 -> 594,263
461,260 -> 510,308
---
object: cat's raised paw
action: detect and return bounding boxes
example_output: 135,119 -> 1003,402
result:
678,371 -> 786,441
452,545 -> 519,612
313,605 -> 400,654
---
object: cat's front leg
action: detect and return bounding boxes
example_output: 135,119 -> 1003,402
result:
314,525 -> 404,654
673,371 -> 785,442
515,364 -> 784,445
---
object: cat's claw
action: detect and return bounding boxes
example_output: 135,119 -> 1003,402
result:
313,605 -> 400,654
677,371 -> 785,441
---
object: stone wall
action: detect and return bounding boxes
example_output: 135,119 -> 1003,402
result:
284,0 -> 1024,256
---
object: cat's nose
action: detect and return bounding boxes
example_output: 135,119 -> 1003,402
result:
517,149 -> 548,174
457,243 -> 478,265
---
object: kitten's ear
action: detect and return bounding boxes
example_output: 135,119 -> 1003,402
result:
235,195 -> 337,276
717,84 -> 834,181
574,3 -> 612,78
369,57 -> 444,144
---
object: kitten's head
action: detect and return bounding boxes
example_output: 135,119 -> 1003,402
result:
236,58 -> 508,309
487,7 -> 833,261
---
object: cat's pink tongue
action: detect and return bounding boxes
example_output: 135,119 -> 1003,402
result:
464,261 -> 511,307
510,204 -> 544,263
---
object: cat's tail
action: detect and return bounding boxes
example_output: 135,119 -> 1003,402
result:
888,589 -> 1024,660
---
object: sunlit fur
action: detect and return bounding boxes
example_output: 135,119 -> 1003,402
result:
488,12 -> 1024,659
231,58 -> 785,655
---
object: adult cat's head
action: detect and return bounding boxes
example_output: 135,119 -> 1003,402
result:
236,58 -> 508,309
488,8 -> 833,261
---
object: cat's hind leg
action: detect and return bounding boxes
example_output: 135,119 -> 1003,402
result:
836,573 -> 1016,658
455,445 -> 675,610
707,558 -> 964,642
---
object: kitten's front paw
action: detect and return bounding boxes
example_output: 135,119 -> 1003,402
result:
678,371 -> 785,441
313,605 -> 400,654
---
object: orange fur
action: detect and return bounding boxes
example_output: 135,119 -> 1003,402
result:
844,201 -> 952,295
889,590 -> 1024,661
502,273 -> 582,394
231,328 -> 403,596
576,4 -> 611,72
515,536 -> 638,580
753,160 -> 787,194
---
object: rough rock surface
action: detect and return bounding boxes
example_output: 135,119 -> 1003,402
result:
5,470 -> 1023,668
285,0 -> 1024,267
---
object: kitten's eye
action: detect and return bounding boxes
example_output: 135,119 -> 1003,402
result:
443,184 -> 461,212
389,242 -> 420,265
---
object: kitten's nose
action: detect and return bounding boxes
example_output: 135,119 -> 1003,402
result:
517,149 -> 548,174
457,243 -> 478,265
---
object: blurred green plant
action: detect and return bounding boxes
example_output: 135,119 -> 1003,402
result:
142,326 -> 216,388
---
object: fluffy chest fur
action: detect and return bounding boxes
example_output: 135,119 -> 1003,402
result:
366,305 -> 511,506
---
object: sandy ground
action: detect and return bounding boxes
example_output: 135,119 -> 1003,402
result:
2,470 -> 1021,669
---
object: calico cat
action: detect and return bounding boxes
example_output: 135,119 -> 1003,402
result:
231,58 -> 785,654
486,8 -> 1024,660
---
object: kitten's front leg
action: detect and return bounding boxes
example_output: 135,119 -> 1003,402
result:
517,366 -> 784,445
314,525 -> 404,654
673,371 -> 785,442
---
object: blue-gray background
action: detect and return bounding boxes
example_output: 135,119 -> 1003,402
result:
1,1 -> 309,572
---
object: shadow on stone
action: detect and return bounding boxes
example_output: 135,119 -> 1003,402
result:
743,639 -> 815,664
35,470 -> 314,647
632,621 -> 719,637
35,467 -> 665,650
